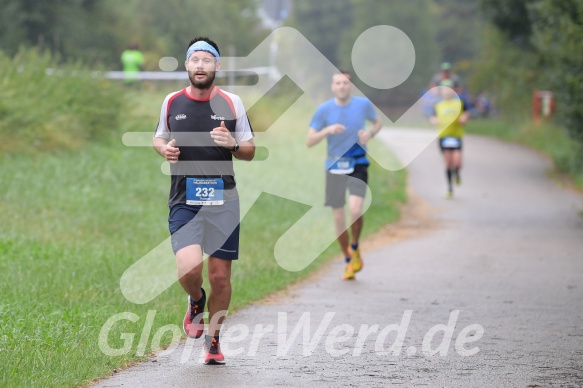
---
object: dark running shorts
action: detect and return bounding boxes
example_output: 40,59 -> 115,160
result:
325,164 -> 368,208
168,200 -> 240,260
439,137 -> 463,152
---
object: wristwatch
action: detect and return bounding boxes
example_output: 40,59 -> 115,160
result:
230,141 -> 239,152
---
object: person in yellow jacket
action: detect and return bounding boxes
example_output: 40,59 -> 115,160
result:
430,80 -> 471,198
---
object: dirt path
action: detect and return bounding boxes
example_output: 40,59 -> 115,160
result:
95,129 -> 583,387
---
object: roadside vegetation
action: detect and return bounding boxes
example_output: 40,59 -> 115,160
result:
468,1 -> 583,189
0,49 -> 123,154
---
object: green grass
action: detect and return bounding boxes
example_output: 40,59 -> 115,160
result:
0,49 -> 123,154
466,118 -> 583,188
0,90 -> 406,387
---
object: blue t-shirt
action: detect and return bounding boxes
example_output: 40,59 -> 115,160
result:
310,96 -> 377,167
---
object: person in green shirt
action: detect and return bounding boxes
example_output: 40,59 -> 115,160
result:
430,79 -> 470,199
120,41 -> 145,84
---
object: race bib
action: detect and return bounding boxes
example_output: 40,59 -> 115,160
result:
186,178 -> 224,205
441,137 -> 461,148
326,157 -> 356,175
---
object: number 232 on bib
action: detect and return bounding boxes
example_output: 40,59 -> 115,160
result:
186,178 -> 224,205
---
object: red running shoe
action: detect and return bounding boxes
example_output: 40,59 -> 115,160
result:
183,288 -> 206,339
204,337 -> 225,365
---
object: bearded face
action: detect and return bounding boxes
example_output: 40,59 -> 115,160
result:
186,52 -> 219,90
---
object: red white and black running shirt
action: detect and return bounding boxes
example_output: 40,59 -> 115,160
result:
154,87 -> 254,208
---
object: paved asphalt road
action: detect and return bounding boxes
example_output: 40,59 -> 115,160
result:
95,129 -> 583,387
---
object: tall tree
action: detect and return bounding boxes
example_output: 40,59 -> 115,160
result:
478,0 -> 583,148
432,0 -> 482,64
0,0 -> 27,54
286,0 -> 353,67
285,0 -> 439,109
530,0 -> 583,145
480,0 -> 537,46
133,0 -> 268,60
0,0 -> 269,68
340,0 -> 439,108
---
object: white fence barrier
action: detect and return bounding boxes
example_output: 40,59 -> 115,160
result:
45,67 -> 279,82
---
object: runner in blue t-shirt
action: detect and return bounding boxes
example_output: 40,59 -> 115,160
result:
306,71 -> 382,280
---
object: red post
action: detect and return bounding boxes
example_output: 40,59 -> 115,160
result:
533,90 -> 554,126
533,90 -> 541,125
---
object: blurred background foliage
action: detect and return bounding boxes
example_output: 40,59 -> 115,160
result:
0,0 -> 581,153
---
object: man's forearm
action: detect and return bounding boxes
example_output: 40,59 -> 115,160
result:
231,140 -> 255,161
153,137 -> 169,156
306,128 -> 329,147
368,119 -> 383,137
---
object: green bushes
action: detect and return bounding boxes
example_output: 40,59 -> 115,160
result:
0,48 -> 123,154
471,0 -> 583,186
476,0 -> 583,141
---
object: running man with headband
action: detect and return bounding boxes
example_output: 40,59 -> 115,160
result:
306,71 -> 382,280
153,37 -> 255,364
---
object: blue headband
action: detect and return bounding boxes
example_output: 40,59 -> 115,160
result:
186,41 -> 220,62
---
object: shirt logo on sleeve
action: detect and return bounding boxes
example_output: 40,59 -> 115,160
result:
175,114 -> 187,120
211,114 -> 226,120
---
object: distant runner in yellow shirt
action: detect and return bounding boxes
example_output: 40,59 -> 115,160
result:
430,80 -> 470,199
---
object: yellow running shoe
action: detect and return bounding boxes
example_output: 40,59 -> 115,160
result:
351,249 -> 363,272
445,191 -> 453,199
342,262 -> 355,280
